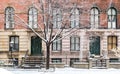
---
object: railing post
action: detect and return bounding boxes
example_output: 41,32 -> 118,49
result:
88,58 -> 92,69
106,58 -> 109,68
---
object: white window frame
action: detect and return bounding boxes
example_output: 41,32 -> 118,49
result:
70,36 -> 80,51
53,9 -> 62,28
107,8 -> 117,29
5,7 -> 14,29
9,36 -> 19,51
52,37 -> 62,51
29,7 -> 38,28
90,7 -> 99,29
70,8 -> 79,28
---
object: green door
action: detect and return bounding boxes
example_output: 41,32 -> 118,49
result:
31,36 -> 42,55
89,36 -> 100,55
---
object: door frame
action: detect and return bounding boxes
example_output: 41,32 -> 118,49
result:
89,36 -> 101,55
30,36 -> 42,56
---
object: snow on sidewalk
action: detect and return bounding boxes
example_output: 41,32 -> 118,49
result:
1,67 -> 120,74
47,68 -> 120,74
0,68 -> 13,74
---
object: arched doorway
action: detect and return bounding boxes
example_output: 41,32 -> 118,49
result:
31,36 -> 42,55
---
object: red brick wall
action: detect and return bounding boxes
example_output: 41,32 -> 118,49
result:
0,0 -> 119,29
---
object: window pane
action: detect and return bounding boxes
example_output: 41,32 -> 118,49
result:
108,36 -> 117,50
108,16 -> 112,22
53,9 -> 61,28
71,21 -> 74,28
91,9 -> 94,14
10,36 -> 19,51
94,8 -> 99,14
113,37 -> 117,43
53,42 -> 56,50
113,44 -> 117,49
76,37 -> 79,43
108,9 -> 111,15
112,9 -> 116,15
95,16 -> 98,22
108,44 -> 112,50
11,37 -> 14,42
71,15 -> 74,21
71,8 -> 79,28
71,37 -> 74,43
75,9 -> 79,14
5,7 -> 14,28
112,22 -> 116,29
15,44 -> 19,50
76,20 -> 79,27
76,44 -> 80,50
51,58 -> 62,63
15,37 -> 18,43
57,43 -> 61,50
108,37 -> 112,43
52,37 -> 61,51
108,22 -> 112,28
71,43 -> 74,50
29,7 -> 38,28
111,16 -> 115,22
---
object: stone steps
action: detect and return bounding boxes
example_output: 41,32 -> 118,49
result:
21,56 -> 45,68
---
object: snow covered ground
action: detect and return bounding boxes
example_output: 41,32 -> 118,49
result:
0,68 -> 13,74
1,67 -> 120,74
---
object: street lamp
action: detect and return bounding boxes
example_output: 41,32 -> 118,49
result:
10,40 -> 14,59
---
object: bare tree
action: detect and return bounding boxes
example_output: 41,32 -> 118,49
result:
14,0 -> 83,69
14,0 -> 116,69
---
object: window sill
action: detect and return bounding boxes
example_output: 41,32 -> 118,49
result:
52,51 -> 61,52
70,50 -> 80,52
5,28 -> 14,30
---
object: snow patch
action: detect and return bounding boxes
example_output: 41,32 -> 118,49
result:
0,68 -> 13,74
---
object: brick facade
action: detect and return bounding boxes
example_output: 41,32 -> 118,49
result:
0,0 -> 120,67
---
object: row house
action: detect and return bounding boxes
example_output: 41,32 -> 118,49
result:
0,0 -> 120,68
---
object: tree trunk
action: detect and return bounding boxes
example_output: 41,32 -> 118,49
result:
46,44 -> 50,69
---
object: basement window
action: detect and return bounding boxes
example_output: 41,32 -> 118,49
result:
109,58 -> 119,62
51,58 -> 62,63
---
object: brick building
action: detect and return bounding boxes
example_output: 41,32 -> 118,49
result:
0,0 -> 120,68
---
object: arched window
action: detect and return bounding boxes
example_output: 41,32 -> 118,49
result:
29,7 -> 38,28
107,8 -> 117,29
5,7 -> 14,29
90,7 -> 99,29
53,9 -> 62,28
70,8 -> 79,28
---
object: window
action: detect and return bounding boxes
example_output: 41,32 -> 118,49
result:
51,58 -> 62,63
70,36 -> 80,51
70,8 -> 79,28
108,36 -> 117,50
70,58 -> 79,66
53,9 -> 62,28
70,58 -> 79,63
107,8 -> 117,29
29,7 -> 38,28
52,37 -> 62,51
5,7 -> 14,29
9,36 -> 19,51
109,58 -> 119,62
90,7 -> 99,29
